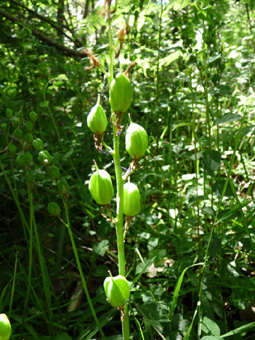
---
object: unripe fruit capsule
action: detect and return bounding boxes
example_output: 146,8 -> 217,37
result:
89,169 -> 114,205
103,275 -> 130,308
0,313 -> 12,340
16,153 -> 26,167
25,132 -> 33,143
6,108 -> 13,119
1,123 -> 7,131
51,165 -> 61,179
8,144 -> 17,155
38,150 -> 52,164
33,138 -> 44,151
25,121 -> 34,132
125,123 -> 148,158
48,202 -> 61,216
29,111 -> 38,122
12,117 -> 21,127
26,170 -> 36,182
87,101 -> 108,133
57,179 -> 69,195
123,182 -> 141,216
110,73 -> 133,113
13,128 -> 23,140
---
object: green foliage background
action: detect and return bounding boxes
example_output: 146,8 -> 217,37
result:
1,0 -> 255,339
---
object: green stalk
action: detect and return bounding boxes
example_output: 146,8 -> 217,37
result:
197,116 -> 246,336
63,200 -> 106,340
0,161 -> 29,240
32,199 -> 54,335
107,13 -> 130,340
21,180 -> 34,334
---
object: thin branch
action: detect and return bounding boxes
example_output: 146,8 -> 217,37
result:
9,0 -> 82,47
0,9 -> 86,58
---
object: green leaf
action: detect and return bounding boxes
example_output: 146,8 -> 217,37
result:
53,333 -> 72,340
159,50 -> 182,67
201,316 -> 221,336
137,301 -> 170,332
170,263 -> 204,319
203,150 -> 221,176
93,240 -> 109,256
200,337 -> 222,340
212,179 -> 235,197
216,200 -> 251,224
214,113 -> 242,125
221,322 -> 255,337
172,121 -> 192,131
208,54 -> 221,64
63,147 -> 74,159
39,101 -> 49,107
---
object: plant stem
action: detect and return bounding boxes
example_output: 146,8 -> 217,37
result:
107,11 -> 129,340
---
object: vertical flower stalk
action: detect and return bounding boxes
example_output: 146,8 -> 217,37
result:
107,13 -> 129,340
87,4 -> 147,339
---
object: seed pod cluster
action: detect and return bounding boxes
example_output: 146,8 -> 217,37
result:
86,68 -> 149,315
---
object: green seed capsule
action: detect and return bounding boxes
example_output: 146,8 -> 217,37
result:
8,144 -> 17,155
25,132 -> 34,143
1,123 -> 7,131
26,170 -> 36,182
33,138 -> 44,151
110,73 -> 133,113
12,117 -> 21,127
89,169 -> 114,205
123,182 -> 141,216
29,111 -> 38,122
38,150 -> 52,164
51,165 -> 61,179
0,313 -> 12,340
125,123 -> 148,158
6,108 -> 13,119
25,151 -> 33,164
58,180 -> 70,195
16,153 -> 26,167
13,128 -> 23,140
25,121 -> 34,132
87,102 -> 108,133
48,202 -> 61,216
103,275 -> 130,308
